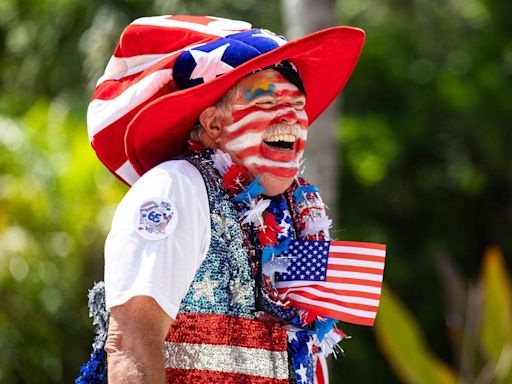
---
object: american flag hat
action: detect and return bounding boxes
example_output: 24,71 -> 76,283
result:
87,15 -> 365,186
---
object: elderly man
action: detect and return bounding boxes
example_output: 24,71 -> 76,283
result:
79,15 -> 365,384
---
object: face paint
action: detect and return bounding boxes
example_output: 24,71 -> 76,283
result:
244,78 -> 276,100
217,70 -> 308,194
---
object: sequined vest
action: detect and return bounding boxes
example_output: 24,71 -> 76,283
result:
164,152 -> 291,384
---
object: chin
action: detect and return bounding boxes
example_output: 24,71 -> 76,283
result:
257,173 -> 295,196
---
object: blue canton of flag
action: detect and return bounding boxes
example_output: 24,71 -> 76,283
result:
276,240 -> 330,282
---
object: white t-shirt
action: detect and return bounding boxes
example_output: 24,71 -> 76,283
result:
104,160 -> 211,319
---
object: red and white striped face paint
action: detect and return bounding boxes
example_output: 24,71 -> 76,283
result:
217,70 -> 308,196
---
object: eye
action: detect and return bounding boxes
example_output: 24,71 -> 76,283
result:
292,99 -> 306,109
254,98 -> 276,108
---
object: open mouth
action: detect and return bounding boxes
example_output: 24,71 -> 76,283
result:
263,134 -> 296,150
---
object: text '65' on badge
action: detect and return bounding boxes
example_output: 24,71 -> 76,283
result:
135,197 -> 177,240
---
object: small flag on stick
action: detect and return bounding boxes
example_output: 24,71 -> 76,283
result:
275,240 -> 386,326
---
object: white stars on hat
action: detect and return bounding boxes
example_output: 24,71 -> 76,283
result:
253,29 -> 287,46
189,43 -> 234,82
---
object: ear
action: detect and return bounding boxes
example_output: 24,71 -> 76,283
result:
199,106 -> 222,143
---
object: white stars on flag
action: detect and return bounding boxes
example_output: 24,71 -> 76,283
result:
252,30 -> 287,46
277,241 -> 329,282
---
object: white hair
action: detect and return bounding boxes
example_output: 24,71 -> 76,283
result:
188,81 -> 244,141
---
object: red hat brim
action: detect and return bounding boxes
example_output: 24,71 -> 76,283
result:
125,26 -> 365,176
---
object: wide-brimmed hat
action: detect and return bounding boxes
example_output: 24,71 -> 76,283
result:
87,15 -> 365,186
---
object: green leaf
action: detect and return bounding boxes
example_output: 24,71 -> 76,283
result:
375,285 -> 457,384
480,246 -> 512,382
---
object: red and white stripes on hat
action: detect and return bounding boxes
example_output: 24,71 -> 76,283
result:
87,15 -> 252,185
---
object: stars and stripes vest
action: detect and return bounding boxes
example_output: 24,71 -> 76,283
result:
164,152 -> 291,383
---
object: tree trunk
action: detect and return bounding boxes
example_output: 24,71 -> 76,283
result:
281,0 -> 340,218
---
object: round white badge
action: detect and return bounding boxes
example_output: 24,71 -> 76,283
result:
135,197 -> 177,240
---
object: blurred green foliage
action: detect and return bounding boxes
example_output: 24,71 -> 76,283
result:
375,285 -> 458,384
0,0 -> 510,382
0,1 -> 281,382
332,0 -> 512,382
375,247 -> 512,383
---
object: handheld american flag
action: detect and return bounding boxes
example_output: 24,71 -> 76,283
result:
275,240 -> 386,326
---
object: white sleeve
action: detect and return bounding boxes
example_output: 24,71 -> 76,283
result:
104,160 -> 210,319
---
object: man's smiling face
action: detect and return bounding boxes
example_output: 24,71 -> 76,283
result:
216,69 -> 308,196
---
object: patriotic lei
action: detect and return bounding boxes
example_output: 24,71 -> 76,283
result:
210,148 -> 347,384
75,282 -> 108,384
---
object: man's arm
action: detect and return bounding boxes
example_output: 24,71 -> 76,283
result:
105,296 -> 173,384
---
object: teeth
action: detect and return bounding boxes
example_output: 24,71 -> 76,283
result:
263,125 -> 301,142
264,134 -> 296,143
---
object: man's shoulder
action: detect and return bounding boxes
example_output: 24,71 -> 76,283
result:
110,159 -> 208,229
120,159 -> 205,204
138,159 -> 201,183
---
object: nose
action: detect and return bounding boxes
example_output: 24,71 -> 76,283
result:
276,106 -> 298,125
